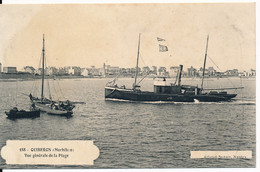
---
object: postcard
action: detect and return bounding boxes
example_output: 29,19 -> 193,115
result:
0,1 -> 256,169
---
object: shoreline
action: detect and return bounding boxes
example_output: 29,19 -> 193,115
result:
0,74 -> 256,82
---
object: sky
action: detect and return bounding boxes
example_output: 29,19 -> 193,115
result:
0,3 -> 256,71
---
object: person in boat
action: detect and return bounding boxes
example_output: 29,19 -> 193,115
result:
60,102 -> 65,108
51,103 -> 58,110
51,102 -> 55,109
66,100 -> 70,105
30,103 -> 36,110
62,100 -> 74,111
66,100 -> 74,107
29,93 -> 33,100
10,107 -> 18,112
57,101 -> 65,110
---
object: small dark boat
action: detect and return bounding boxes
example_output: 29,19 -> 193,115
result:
5,107 -> 40,119
105,34 -> 243,102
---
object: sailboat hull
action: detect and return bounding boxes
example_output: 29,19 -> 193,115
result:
105,86 -> 236,102
34,101 -> 73,117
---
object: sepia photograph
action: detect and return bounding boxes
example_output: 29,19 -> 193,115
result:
0,1 -> 256,169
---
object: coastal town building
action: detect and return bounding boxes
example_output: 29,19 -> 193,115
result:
105,65 -> 120,76
169,66 -> 179,78
250,69 -> 256,76
142,66 -> 150,74
81,68 -> 89,76
68,67 -> 75,75
198,67 -> 209,77
208,67 -> 216,76
56,67 -> 67,75
224,69 -> 239,76
187,66 -> 197,77
72,67 -> 82,76
3,67 -> 17,74
158,67 -> 168,77
5,63 -> 255,79
46,67 -> 58,75
151,66 -> 157,75
88,66 -> 101,76
24,66 -> 35,74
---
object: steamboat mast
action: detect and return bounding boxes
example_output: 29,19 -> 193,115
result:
201,35 -> 209,91
133,33 -> 141,90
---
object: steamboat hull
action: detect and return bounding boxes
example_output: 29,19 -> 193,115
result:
105,87 -> 236,102
34,101 -> 73,117
5,110 -> 40,119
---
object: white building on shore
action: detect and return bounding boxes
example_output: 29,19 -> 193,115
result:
3,67 -> 17,74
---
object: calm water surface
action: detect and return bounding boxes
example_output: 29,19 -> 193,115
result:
0,77 -> 256,168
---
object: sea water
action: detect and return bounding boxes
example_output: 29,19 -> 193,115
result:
0,77 -> 256,168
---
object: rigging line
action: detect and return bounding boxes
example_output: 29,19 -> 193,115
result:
44,47 -> 51,99
137,53 -> 149,85
237,37 -> 244,95
137,53 -> 150,86
33,76 -> 40,97
114,72 -> 120,81
137,70 -> 150,86
55,79 -> 61,100
53,76 -> 61,100
31,53 -> 42,95
33,51 -> 44,96
30,72 -> 36,94
56,79 -> 65,99
15,71 -> 18,106
31,75 -> 36,95
207,55 -> 236,88
139,53 -> 148,67
44,52 -> 52,99
52,79 -> 59,100
47,78 -> 52,99
207,55 -> 221,71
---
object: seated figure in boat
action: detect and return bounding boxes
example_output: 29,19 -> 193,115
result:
30,103 -> 36,111
9,107 -> 26,114
29,93 -> 40,101
59,102 -> 65,108
10,107 -> 18,113
50,102 -> 58,110
63,100 -> 75,111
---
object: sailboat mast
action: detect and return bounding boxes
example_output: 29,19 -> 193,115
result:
201,35 -> 209,90
134,33 -> 141,90
41,34 -> 45,101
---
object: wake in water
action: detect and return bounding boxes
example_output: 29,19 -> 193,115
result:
105,98 -> 255,105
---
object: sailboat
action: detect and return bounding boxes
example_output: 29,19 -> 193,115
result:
105,34 -> 243,102
29,35 -> 74,116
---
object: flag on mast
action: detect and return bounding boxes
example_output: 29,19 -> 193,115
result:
159,44 -> 168,52
157,37 -> 165,42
